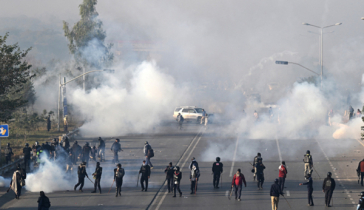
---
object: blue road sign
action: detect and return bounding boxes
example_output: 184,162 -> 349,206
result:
0,124 -> 9,137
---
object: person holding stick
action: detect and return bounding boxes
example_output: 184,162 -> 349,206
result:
114,163 -> 125,197
299,173 -> 314,206
231,169 -> 246,201
74,162 -> 88,192
270,179 -> 284,210
139,160 -> 151,192
91,162 -> 102,194
322,172 -> 336,207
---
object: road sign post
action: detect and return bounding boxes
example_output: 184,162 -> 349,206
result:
0,124 -> 9,166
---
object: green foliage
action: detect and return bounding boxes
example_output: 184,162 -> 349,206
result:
0,33 -> 34,122
63,0 -> 113,68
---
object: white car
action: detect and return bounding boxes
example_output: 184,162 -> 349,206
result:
173,106 -> 205,122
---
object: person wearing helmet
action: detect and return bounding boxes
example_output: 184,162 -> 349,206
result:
253,153 -> 263,181
212,157 -> 223,189
74,162 -> 89,192
144,141 -> 153,169
231,169 -> 246,201
114,163 -> 125,197
299,173 -> 314,206
23,143 -> 32,171
82,142 -> 92,166
303,150 -> 313,177
71,141 -> 81,164
278,161 -> 287,192
139,160 -> 151,191
164,162 -> 174,193
357,191 -> 364,210
5,143 -> 14,164
173,166 -> 182,197
91,162 -> 102,194
322,172 -> 336,207
270,179 -> 283,210
255,159 -> 265,190
357,158 -> 364,186
97,137 -> 105,162
190,164 -> 200,194
111,139 -> 123,164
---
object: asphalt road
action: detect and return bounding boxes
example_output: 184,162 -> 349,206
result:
1,122 -> 364,210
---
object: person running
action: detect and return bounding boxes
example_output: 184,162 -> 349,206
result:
231,169 -> 246,201
144,141 -> 154,168
299,173 -> 314,206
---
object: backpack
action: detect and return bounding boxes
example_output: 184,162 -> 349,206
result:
326,179 -> 332,187
148,149 -> 154,158
43,197 -> 51,208
304,155 -> 311,163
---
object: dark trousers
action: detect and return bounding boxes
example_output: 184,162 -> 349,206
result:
145,157 -> 153,167
75,177 -> 85,190
279,177 -> 285,191
361,172 -> 364,186
116,179 -> 123,195
174,183 -> 182,196
178,122 -> 183,129
234,185 -> 242,199
213,173 -> 220,187
94,178 -> 101,193
167,177 -> 173,192
6,155 -> 11,164
257,174 -> 264,188
308,188 -> 314,205
324,189 -> 333,206
82,154 -> 89,165
72,155 -> 78,165
113,151 -> 118,163
191,180 -> 197,193
24,156 -> 30,171
140,176 -> 148,190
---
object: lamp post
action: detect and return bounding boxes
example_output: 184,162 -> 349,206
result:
57,69 -> 115,132
275,60 -> 320,76
302,22 -> 342,87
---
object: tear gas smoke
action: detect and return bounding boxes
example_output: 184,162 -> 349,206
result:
0,176 -> 8,187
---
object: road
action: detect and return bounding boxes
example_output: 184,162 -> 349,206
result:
0,122 -> 363,210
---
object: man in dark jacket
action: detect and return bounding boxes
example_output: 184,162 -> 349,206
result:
253,153 -> 262,181
177,113 -> 184,130
322,172 -> 336,207
231,169 -> 246,201
5,143 -> 14,164
270,179 -> 283,210
111,139 -> 123,164
64,136 -> 70,151
91,162 -> 102,194
74,162 -> 88,192
82,142 -> 92,166
23,143 -> 32,171
32,142 -> 40,164
71,141 -> 81,164
139,160 -> 151,191
173,166 -> 182,197
212,157 -> 223,189
164,162 -> 174,193
357,158 -> 364,186
98,137 -> 105,162
256,159 -> 265,190
144,141 -> 153,168
114,163 -> 125,197
299,173 -> 314,206
37,191 -> 51,210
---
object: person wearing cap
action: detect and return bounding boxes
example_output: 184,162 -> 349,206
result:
322,172 -> 336,207
111,139 -> 123,164
357,191 -> 364,210
164,162 -> 174,193
173,166 -> 182,197
23,143 -> 32,171
92,162 -> 102,194
114,163 -> 125,197
144,141 -> 153,169
74,162 -> 89,192
299,173 -> 314,206
139,160 -> 151,191
231,169 -> 246,201
270,179 -> 283,210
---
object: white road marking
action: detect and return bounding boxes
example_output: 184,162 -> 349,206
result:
275,138 -> 282,162
225,190 -> 229,197
286,190 -> 290,196
230,136 -> 239,177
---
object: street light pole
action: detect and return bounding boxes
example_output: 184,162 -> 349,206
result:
275,61 -> 320,76
57,73 -> 61,132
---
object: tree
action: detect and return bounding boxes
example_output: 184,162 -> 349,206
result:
0,33 -> 34,122
63,0 -> 113,69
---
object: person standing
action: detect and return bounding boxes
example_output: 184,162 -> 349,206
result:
5,143 -> 14,164
299,173 -> 314,206
189,157 -> 199,170
74,162 -> 88,192
256,159 -> 265,190
212,157 -> 223,189
253,153 -> 262,181
278,161 -> 287,192
114,163 -> 125,197
47,114 -> 51,132
144,141 -> 154,168
357,158 -> 364,186
63,136 -> 70,151
139,160 -> 151,191
37,191 -> 51,210
111,139 -> 123,164
177,113 -> 184,130
98,137 -> 105,162
190,164 -> 200,194
91,162 -> 102,194
9,165 -> 25,199
66,152 -> 73,174
322,172 -> 336,207
82,142 -> 92,166
201,109 -> 206,124
303,150 -> 313,177
357,191 -> 364,210
173,166 -> 182,197
270,179 -> 283,210
32,142 -> 40,164
23,143 -> 32,171
71,141 -> 81,164
164,162 -> 174,193
231,169 -> 246,201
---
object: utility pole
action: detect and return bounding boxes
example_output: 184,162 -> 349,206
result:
58,73 -> 61,132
